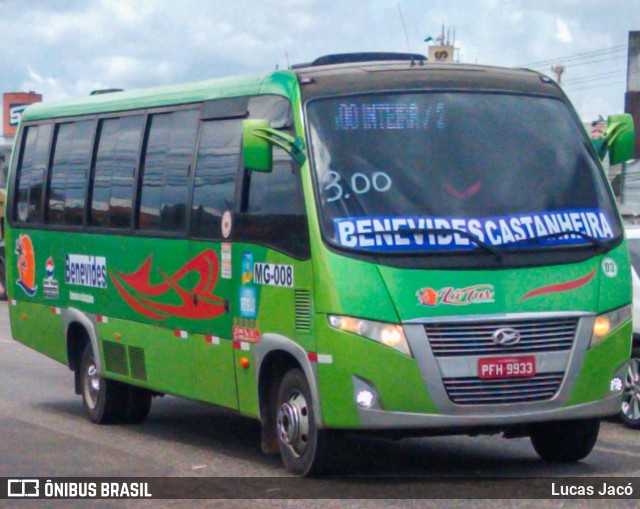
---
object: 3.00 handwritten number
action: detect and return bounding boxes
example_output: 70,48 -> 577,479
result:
324,171 -> 343,202
324,171 -> 392,203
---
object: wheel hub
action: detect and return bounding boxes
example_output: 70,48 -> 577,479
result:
622,358 -> 640,422
276,391 -> 310,458
84,362 -> 100,410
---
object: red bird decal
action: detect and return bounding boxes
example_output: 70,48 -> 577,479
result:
111,250 -> 228,320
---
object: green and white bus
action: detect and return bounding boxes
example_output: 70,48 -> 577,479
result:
6,53 -> 635,475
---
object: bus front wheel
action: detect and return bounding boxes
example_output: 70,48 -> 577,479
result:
529,418 -> 600,462
275,368 -> 332,476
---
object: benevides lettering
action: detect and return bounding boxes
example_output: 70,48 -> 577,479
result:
334,210 -> 614,251
65,254 -> 108,288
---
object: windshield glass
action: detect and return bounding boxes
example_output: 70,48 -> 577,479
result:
307,92 -> 621,254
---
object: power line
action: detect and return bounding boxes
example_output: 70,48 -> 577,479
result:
521,44 -> 626,67
527,54 -> 627,75
564,80 -> 626,92
518,44 -> 627,68
525,50 -> 628,70
550,54 -> 628,71
563,69 -> 637,85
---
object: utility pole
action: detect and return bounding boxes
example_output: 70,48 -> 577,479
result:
550,64 -> 565,85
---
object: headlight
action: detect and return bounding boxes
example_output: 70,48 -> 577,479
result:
589,305 -> 631,348
328,315 -> 412,356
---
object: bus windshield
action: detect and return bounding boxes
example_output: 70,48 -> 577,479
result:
307,92 -> 622,254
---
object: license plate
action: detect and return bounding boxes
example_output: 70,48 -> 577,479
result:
478,355 -> 536,379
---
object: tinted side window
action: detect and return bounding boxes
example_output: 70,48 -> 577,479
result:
247,153 -> 304,215
191,119 -> 241,239
236,148 -> 309,258
48,120 -> 94,226
15,124 -> 52,223
91,115 -> 143,228
139,109 -> 199,232
234,96 -> 309,259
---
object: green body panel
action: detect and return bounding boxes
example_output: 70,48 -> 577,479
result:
595,244 -> 632,310
191,330 -> 238,409
9,301 -> 66,365
375,244 -> 631,320
315,317 -> 435,427
22,70 -> 300,121
6,223 -> 314,419
567,321 -> 632,405
312,251 -> 399,322
99,316 -> 194,397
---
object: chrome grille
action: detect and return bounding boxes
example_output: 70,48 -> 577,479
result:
443,372 -> 564,405
425,317 -> 578,357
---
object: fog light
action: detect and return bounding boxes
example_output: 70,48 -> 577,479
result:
610,377 -> 623,393
353,376 -> 382,410
356,390 -> 375,408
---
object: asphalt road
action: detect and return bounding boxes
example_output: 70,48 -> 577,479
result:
0,302 -> 639,508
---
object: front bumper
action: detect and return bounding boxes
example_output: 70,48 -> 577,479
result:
357,374 -> 624,429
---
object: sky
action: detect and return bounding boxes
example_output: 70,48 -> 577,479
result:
0,0 -> 638,137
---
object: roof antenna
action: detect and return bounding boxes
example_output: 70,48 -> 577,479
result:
397,3 -> 414,66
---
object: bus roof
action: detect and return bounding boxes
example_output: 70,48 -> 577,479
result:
21,59 -> 566,123
22,69 -> 299,122
293,61 -> 565,101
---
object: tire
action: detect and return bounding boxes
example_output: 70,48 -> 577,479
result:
275,368 -> 332,476
80,342 -> 128,424
530,418 -> 600,462
122,386 -> 152,424
620,348 -> 640,429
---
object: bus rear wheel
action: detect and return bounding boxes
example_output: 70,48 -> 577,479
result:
275,368 -> 332,476
80,343 -> 128,424
123,386 -> 152,424
529,418 -> 599,462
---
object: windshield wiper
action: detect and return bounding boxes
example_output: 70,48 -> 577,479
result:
356,227 -> 503,260
501,230 -> 609,250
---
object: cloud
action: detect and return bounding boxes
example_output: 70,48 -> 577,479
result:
556,19 -> 573,43
0,0 -> 638,129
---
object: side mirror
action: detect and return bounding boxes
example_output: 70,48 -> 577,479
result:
242,119 -> 273,173
605,113 -> 635,165
242,119 -> 307,172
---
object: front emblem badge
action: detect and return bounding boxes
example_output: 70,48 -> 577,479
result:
493,327 -> 521,346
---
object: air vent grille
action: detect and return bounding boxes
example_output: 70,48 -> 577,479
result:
103,341 -> 129,376
128,346 -> 147,381
443,372 -> 564,405
426,317 -> 578,357
295,289 -> 312,332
